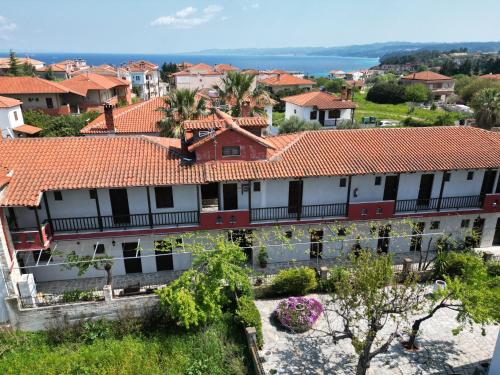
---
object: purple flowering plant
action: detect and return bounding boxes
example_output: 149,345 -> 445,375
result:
274,296 -> 323,332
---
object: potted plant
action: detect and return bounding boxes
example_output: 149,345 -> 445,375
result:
258,246 -> 268,268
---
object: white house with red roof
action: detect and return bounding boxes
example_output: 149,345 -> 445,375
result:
0,96 -> 42,138
124,60 -> 164,100
400,71 -> 455,101
282,90 -> 356,127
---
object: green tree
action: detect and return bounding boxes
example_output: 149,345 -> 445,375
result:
405,252 -> 500,349
158,89 -> 206,138
366,82 -> 406,104
8,49 -> 20,76
328,251 -> 424,375
216,71 -> 256,116
44,66 -> 55,81
471,87 -> 500,130
156,234 -> 251,329
160,62 -> 179,81
23,110 -> 100,137
278,116 -> 322,134
458,77 -> 500,104
22,62 -> 36,76
404,83 -> 432,103
62,251 -> 114,285
314,77 -> 344,93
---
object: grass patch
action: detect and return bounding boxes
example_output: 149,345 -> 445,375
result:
353,92 -> 466,125
0,313 -> 251,375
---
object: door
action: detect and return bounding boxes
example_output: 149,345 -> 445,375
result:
201,183 -> 219,210
377,225 -> 391,253
383,175 -> 399,201
310,230 -> 323,259
481,170 -> 497,196
229,230 -> 253,262
45,97 -> 54,109
109,189 -> 130,224
493,218 -> 500,246
154,240 -> 174,271
319,110 -> 325,126
223,183 -> 238,210
122,242 -> 142,274
288,180 -> 303,214
472,218 -> 485,247
410,222 -> 425,252
417,174 -> 434,207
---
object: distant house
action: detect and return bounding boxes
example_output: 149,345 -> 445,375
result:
400,71 -> 455,101
480,73 -> 500,81
59,73 -> 132,112
259,73 -> 314,93
173,63 -> 224,91
329,70 -> 347,79
282,90 -> 356,128
36,63 -> 72,80
0,76 -> 84,115
0,57 -> 45,74
80,97 -> 165,136
0,96 -> 42,138
73,64 -> 132,83
124,60 -> 164,99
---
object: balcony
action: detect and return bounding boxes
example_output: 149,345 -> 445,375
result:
250,203 -> 347,223
395,195 -> 482,213
50,211 -> 199,233
11,221 -> 52,251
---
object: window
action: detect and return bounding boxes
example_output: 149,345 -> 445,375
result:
361,208 -> 368,216
89,189 -> 97,200
339,178 -> 347,187
253,182 -> 261,192
376,207 -> 383,215
467,171 -> 474,180
13,111 -> 18,121
461,219 -> 470,228
135,76 -> 140,81
285,230 -> 293,239
328,109 -> 340,118
94,244 -> 105,254
430,221 -> 440,230
375,176 -> 382,185
443,172 -> 451,182
337,227 -> 346,237
53,190 -> 63,201
293,109 -> 297,114
37,249 -> 51,262
155,186 -> 173,208
310,111 -> 317,120
222,146 -> 240,157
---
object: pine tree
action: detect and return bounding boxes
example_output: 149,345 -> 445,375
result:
8,49 -> 20,76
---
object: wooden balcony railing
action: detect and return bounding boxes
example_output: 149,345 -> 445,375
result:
395,195 -> 482,213
50,211 -> 199,233
250,203 -> 347,222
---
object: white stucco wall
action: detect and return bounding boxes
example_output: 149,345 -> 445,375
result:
0,105 -> 24,138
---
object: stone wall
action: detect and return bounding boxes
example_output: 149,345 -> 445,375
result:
5,293 -> 159,331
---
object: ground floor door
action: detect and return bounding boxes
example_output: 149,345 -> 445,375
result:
154,240 -> 174,271
122,242 -> 142,274
310,230 -> 323,259
410,222 -> 425,252
377,225 -> 391,253
229,229 -> 253,262
493,218 -> 500,246
319,110 -> 325,125
466,218 -> 486,248
223,183 -> 238,210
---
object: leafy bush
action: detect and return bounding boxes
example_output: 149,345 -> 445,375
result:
80,320 -> 112,343
23,110 -> 100,137
402,116 -> 433,127
278,116 -> 321,134
274,296 -> 323,332
404,83 -> 432,103
486,261 -> 500,277
366,82 -> 406,104
320,265 -> 350,292
271,267 -> 318,296
434,251 -> 486,280
235,295 -> 263,348
61,289 -> 99,303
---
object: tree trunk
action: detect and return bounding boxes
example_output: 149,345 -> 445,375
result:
104,262 -> 112,286
356,325 -> 376,375
406,302 -> 445,349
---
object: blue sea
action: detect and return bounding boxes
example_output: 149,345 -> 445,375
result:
10,52 -> 379,77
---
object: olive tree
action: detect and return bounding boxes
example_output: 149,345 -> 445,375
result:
62,251 -> 114,286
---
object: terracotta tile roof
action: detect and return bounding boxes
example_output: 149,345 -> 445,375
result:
173,69 -> 221,77
214,64 -> 239,72
282,91 -> 356,110
402,71 -> 452,81
187,63 -> 213,72
183,112 -> 268,130
59,73 -> 129,96
0,95 -> 22,108
125,60 -> 158,72
81,97 -> 165,134
13,124 -> 42,135
260,73 -> 315,87
37,63 -> 68,73
0,77 -> 82,95
1,127 -> 500,207
480,73 -> 500,80
0,57 -> 44,69
0,167 -> 10,188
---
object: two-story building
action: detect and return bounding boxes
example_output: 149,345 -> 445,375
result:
0,96 -> 42,138
259,73 -> 315,93
282,90 -> 356,128
400,71 -> 455,102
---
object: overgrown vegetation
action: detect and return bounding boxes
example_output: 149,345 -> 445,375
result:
235,295 -> 263,348
270,266 -> 318,296
23,110 -> 100,137
278,115 -> 321,134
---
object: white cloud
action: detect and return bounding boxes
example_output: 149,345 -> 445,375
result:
0,15 -> 16,40
251,3 -> 260,8
151,5 -> 223,29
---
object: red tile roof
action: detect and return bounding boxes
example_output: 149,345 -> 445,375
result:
13,124 -> 42,135
59,73 -> 129,96
214,64 -> 239,72
282,91 -> 356,109
124,60 -> 158,72
402,71 -> 452,81
183,112 -> 268,131
80,97 -> 165,134
0,77 -> 82,95
1,127 -> 500,206
480,73 -> 500,80
0,95 -> 22,108
260,73 -> 315,87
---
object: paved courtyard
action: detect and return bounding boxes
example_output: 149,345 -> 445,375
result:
256,294 -> 499,375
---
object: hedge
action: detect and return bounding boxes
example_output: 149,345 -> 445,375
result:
271,267 -> 318,296
235,296 -> 263,349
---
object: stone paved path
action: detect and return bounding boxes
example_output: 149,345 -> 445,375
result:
256,294 -> 498,375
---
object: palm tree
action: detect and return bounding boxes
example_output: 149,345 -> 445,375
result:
216,71 -> 257,117
471,88 -> 500,130
158,89 -> 207,137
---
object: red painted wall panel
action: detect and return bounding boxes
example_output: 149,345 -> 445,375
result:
347,201 -> 395,220
199,210 -> 250,230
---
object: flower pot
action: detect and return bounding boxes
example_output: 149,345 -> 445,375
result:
434,279 -> 446,291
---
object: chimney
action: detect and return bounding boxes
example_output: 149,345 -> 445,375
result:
241,101 -> 251,117
341,85 -> 347,100
103,103 -> 114,131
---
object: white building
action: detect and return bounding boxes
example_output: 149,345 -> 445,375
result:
1,125 -> 500,323
124,60 -> 165,100
0,96 -> 41,139
282,90 -> 356,127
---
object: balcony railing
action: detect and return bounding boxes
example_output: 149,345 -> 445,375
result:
251,203 -> 347,222
395,195 -> 482,213
51,211 -> 200,233
11,221 -> 52,250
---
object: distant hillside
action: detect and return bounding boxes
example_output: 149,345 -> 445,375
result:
191,41 -> 500,58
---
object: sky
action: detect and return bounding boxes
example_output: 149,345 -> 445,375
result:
1,0 -> 500,54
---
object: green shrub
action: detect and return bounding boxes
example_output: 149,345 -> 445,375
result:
61,289 -> 98,303
434,251 -> 485,280
320,266 -> 350,292
366,82 -> 406,104
235,296 -> 263,348
271,267 -> 318,296
486,261 -> 500,277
